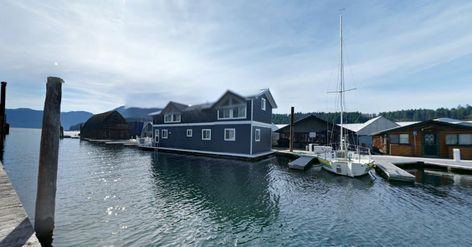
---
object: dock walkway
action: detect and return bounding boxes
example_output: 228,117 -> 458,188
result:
0,163 -> 40,246
288,156 -> 317,170
372,157 -> 416,183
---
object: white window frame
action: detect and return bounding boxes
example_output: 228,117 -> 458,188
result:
161,129 -> 168,139
217,105 -> 246,120
186,129 -> 192,137
261,98 -> 266,111
224,128 -> 236,141
164,113 -> 181,123
216,97 -> 247,120
202,129 -> 211,140
255,128 -> 261,142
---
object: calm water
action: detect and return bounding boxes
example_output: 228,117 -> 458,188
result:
3,128 -> 472,246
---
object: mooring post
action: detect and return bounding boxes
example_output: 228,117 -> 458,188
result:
289,106 -> 294,152
0,81 -> 6,152
34,77 -> 63,245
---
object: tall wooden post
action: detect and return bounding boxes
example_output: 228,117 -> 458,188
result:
35,77 -> 63,246
289,106 -> 294,152
0,81 -> 6,152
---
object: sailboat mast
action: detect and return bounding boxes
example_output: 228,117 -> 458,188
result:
339,15 -> 344,151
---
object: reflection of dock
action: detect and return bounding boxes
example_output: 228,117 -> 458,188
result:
374,156 -> 472,183
0,162 -> 40,246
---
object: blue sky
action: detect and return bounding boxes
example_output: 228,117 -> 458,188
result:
0,0 -> 471,114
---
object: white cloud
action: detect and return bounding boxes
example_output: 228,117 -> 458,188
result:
0,0 -> 471,113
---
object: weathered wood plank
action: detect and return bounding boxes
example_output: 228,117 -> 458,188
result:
0,163 -> 40,247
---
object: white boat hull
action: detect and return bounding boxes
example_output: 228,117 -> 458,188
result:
320,158 -> 372,177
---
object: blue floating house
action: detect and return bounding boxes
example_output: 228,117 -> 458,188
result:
149,89 -> 277,159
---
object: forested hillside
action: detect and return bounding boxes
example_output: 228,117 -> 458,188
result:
272,105 -> 472,124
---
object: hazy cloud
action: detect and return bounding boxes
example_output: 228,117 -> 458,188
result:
0,0 -> 471,113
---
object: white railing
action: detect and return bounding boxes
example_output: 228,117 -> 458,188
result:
310,143 -> 372,163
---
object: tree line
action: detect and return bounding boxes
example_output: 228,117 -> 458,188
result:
272,105 -> 472,124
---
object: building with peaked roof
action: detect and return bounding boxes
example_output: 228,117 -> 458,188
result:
275,114 -> 356,149
342,116 -> 399,148
81,110 -> 130,140
372,118 -> 472,160
149,89 -> 277,159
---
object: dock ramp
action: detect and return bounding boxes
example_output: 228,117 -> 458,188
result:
288,156 -> 317,170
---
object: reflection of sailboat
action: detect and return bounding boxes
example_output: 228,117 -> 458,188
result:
316,16 -> 374,177
137,121 -> 154,149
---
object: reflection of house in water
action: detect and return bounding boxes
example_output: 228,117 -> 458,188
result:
149,152 -> 279,223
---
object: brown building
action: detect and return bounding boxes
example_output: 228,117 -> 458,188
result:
81,110 -> 130,140
372,119 -> 472,160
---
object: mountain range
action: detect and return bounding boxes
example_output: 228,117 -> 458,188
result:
6,106 -> 162,130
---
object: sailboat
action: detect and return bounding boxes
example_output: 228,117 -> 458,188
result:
315,16 -> 374,177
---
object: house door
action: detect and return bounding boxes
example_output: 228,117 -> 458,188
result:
154,129 -> 159,143
423,133 -> 438,157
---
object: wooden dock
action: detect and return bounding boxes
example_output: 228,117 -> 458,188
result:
0,162 -> 40,247
288,156 -> 318,170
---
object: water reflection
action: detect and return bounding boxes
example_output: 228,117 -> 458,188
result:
150,152 -> 279,227
412,168 -> 472,187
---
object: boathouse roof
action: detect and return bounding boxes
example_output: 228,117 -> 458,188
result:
372,118 -> 472,136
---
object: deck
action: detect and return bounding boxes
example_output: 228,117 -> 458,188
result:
0,162 -> 40,247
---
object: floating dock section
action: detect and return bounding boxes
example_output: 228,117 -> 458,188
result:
373,159 -> 416,183
0,163 -> 40,246
288,156 -> 318,170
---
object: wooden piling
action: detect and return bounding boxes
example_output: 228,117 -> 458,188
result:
34,77 -> 63,246
289,106 -> 294,152
0,81 -> 6,153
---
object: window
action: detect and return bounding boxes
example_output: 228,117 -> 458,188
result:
224,128 -> 236,141
459,134 -> 472,145
399,134 -> 409,144
186,129 -> 192,137
261,98 -> 266,111
389,134 -> 399,144
255,128 -> 261,142
446,134 -> 458,145
217,105 -> 246,119
202,129 -> 211,140
161,129 -> 168,139
164,113 -> 181,123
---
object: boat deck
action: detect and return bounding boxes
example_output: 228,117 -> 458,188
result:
0,162 -> 40,246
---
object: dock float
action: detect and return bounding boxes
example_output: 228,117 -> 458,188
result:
0,163 -> 40,246
373,159 -> 416,183
288,156 -> 317,170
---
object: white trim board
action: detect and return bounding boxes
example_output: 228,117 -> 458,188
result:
153,120 -> 272,129
149,146 -> 275,159
250,99 -> 254,155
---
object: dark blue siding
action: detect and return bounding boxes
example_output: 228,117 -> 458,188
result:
154,124 -> 251,154
252,95 -> 272,123
252,126 -> 272,154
